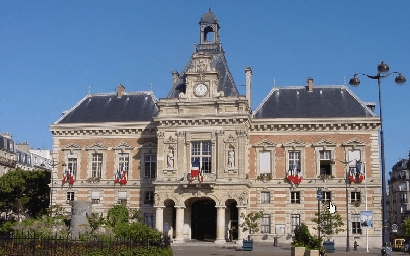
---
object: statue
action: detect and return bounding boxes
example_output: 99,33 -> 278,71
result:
167,149 -> 174,169
228,148 -> 235,168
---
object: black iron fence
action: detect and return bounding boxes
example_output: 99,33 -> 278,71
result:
0,232 -> 171,256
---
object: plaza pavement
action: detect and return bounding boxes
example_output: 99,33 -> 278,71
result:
171,241 -> 394,256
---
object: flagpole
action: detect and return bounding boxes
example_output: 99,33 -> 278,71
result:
365,162 -> 369,252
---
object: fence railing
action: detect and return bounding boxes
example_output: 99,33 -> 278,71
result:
0,231 -> 170,256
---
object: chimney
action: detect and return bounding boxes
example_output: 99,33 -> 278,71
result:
245,67 -> 252,109
307,77 -> 313,92
172,70 -> 180,85
117,84 -> 125,97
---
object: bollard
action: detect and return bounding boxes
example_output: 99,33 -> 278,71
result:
273,237 -> 278,247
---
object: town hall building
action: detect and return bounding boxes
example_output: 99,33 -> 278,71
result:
50,9 -> 382,247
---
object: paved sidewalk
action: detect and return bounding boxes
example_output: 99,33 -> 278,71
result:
171,241 -> 391,256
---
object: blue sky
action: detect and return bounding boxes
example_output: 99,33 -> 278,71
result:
1,1 -> 409,174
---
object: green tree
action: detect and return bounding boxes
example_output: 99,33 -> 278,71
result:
311,204 -> 345,241
0,168 -> 50,220
239,211 -> 263,238
403,218 -> 410,241
106,205 -> 129,227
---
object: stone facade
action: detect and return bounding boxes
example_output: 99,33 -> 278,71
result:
49,9 -> 382,248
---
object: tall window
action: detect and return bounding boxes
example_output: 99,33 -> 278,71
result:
68,158 -> 77,178
351,192 -> 361,203
401,204 -> 407,213
144,154 -> 156,178
92,153 -> 103,178
144,213 -> 154,228
288,151 -> 301,175
291,191 -> 300,204
118,153 -> 129,176
191,141 -> 212,173
144,191 -> 154,205
291,214 -> 300,233
259,151 -> 271,174
261,192 -> 270,204
401,193 -> 408,203
351,214 -> 362,234
261,214 -> 271,233
319,150 -> 332,176
399,182 -> 407,191
348,149 -> 361,175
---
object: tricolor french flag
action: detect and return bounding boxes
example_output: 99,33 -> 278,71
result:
190,157 -> 201,182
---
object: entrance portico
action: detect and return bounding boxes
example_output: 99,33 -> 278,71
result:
155,194 -> 247,243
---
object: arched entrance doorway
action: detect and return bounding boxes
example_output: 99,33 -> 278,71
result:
191,199 -> 216,240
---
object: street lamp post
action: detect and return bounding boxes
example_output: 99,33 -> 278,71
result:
349,61 -> 406,246
49,159 -> 66,216
334,159 -> 355,252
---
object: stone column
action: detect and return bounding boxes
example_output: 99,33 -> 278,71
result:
174,206 -> 185,243
237,130 -> 247,178
155,206 -> 164,233
237,206 -> 247,243
216,131 -> 225,179
176,131 -> 186,178
157,131 -> 165,180
215,206 -> 226,243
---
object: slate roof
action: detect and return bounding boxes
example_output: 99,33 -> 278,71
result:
55,92 -> 158,124
253,86 -> 376,119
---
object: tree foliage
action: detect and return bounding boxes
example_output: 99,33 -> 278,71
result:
0,168 -> 50,220
106,205 -> 129,227
403,218 -> 410,241
292,223 -> 321,249
239,210 -> 263,236
311,204 -> 345,240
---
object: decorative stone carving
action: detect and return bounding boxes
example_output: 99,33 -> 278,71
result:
216,130 -> 225,137
176,131 -> 186,138
164,136 -> 177,144
228,148 -> 235,168
167,149 -> 174,169
236,130 -> 247,138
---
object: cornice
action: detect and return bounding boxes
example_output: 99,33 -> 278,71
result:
50,122 -> 157,136
250,118 -> 380,132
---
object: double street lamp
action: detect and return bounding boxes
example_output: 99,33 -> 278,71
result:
334,159 -> 355,252
349,61 -> 406,246
47,159 -> 66,216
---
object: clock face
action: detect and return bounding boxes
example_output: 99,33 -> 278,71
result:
194,83 -> 208,96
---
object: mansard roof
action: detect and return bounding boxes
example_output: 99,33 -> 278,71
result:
253,85 -> 376,119
55,91 -> 158,124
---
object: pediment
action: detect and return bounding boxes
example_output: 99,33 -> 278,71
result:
112,142 -> 134,150
283,139 -> 307,148
224,133 -> 237,143
313,139 -> 337,147
62,143 -> 82,151
342,138 -> 367,147
253,139 -> 277,147
86,142 -> 108,150
164,136 -> 177,144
